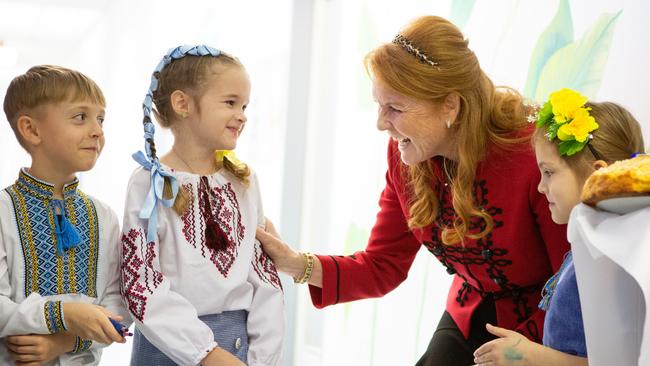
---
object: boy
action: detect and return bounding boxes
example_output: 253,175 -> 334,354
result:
1,65 -> 128,365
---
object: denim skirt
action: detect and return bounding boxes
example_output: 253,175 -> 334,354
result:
130,310 -> 248,365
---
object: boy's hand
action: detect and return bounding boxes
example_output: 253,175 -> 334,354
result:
201,346 -> 245,366
5,332 -> 75,366
62,302 -> 125,344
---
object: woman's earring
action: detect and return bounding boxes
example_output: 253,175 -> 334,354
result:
446,120 -> 452,129
181,111 -> 188,119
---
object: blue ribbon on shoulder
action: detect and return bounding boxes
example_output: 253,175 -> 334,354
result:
132,151 -> 179,243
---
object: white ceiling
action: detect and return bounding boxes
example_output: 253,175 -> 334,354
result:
0,0 -> 109,41
0,0 -> 110,70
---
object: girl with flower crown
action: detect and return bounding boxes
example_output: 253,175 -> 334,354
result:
472,88 -> 644,366
120,45 -> 284,366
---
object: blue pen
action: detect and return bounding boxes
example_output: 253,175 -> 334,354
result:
109,318 -> 133,337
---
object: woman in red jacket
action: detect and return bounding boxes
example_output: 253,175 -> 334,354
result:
256,15 -> 569,365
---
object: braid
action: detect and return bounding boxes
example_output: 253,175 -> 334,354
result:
140,45 -> 221,163
148,139 -> 157,160
144,117 -> 158,160
219,157 -> 251,187
133,45 -> 222,243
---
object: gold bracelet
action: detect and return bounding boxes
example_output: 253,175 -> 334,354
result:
293,252 -> 314,284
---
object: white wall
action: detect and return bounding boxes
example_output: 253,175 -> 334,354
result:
0,0 -> 648,365
0,1 -> 292,364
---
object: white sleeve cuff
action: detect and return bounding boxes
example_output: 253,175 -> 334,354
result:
192,341 -> 219,366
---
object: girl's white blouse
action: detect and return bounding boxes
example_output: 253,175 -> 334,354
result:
121,166 -> 284,366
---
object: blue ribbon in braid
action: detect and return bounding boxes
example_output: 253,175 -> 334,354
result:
132,45 -> 222,243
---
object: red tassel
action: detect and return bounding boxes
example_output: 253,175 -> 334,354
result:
200,177 -> 229,252
204,216 -> 228,251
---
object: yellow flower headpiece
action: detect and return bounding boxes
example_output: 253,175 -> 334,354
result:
535,88 -> 599,156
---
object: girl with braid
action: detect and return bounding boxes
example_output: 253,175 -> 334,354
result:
120,45 -> 284,366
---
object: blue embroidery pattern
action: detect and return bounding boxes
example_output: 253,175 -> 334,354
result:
44,300 -> 66,333
71,336 -> 93,353
5,170 -> 99,297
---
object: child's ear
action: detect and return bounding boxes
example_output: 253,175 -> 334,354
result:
593,160 -> 608,170
170,90 -> 191,117
16,115 -> 42,147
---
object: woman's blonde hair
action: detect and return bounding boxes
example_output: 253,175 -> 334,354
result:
365,15 -> 530,245
152,54 -> 251,215
534,101 -> 645,179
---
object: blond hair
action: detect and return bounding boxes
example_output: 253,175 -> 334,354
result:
534,101 -> 645,179
151,54 -> 251,215
3,65 -> 105,149
365,16 -> 530,245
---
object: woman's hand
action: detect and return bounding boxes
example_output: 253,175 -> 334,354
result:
473,324 -> 534,366
201,346 -> 245,366
256,219 -> 303,277
62,303 -> 125,344
256,218 -> 324,286
6,332 -> 76,366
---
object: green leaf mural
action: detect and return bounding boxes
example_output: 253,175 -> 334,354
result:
534,10 -> 622,101
525,0 -> 622,102
524,0 -> 573,99
450,0 -> 476,29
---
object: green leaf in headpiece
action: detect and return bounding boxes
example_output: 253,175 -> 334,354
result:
546,121 -> 562,141
558,140 -> 586,156
536,101 -> 554,128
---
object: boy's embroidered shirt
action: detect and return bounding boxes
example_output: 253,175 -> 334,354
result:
0,169 -> 128,366
7,169 -> 98,298
121,166 -> 284,366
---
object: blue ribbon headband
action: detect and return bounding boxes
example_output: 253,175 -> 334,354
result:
133,45 -> 221,242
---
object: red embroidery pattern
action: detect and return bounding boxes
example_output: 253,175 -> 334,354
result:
252,241 -> 282,290
120,228 -> 161,322
206,183 -> 244,276
145,242 -> 163,293
180,184 -> 198,248
180,180 -> 245,277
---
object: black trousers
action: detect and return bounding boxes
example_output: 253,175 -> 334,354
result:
415,297 -> 497,366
